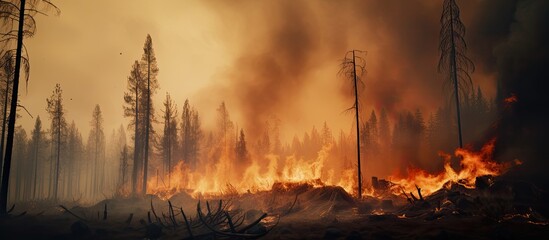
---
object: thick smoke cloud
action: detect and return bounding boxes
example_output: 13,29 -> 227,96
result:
471,0 -> 549,186
202,0 -> 548,185
204,0 -> 458,138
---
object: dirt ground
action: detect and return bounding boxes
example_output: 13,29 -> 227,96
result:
1,182 -> 548,239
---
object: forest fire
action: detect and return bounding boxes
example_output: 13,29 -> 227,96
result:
147,144 -> 347,200
1,0 -> 548,239
148,138 -> 521,201
390,139 -> 522,196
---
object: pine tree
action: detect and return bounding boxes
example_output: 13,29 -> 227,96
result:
160,93 -> 177,183
140,34 -> 159,195
123,60 -> 143,196
235,129 -> 248,163
438,0 -> 475,148
0,52 -> 14,179
0,0 -> 59,214
45,83 -> 66,201
216,102 -> 233,154
88,105 -> 105,199
29,116 -> 45,199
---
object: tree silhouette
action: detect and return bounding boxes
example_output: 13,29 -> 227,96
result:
339,50 -> 366,198
0,0 -> 59,215
216,102 -> 233,155
29,115 -> 44,199
180,99 -> 201,169
123,60 -> 143,196
438,0 -> 475,148
235,129 -> 248,164
0,52 -> 14,180
66,121 -> 83,199
88,105 -> 105,198
140,34 -> 158,195
160,92 -> 177,184
45,83 -> 66,201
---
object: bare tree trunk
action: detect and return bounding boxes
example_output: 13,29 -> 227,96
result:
54,105 -> 60,201
132,79 -> 139,196
32,138 -> 39,199
142,57 -> 151,195
0,67 -> 11,182
352,50 -> 362,198
1,0 -> 26,214
449,7 -> 463,148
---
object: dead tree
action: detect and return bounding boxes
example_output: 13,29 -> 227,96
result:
438,0 -> 475,148
339,50 -> 367,198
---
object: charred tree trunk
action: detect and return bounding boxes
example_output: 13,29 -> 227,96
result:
54,103 -> 61,201
449,6 -> 463,148
352,50 -> 362,198
0,61 -> 12,182
1,0 -> 26,214
132,77 -> 139,196
143,55 -> 151,195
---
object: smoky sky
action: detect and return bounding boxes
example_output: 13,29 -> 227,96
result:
470,0 -> 549,186
19,0 -> 536,149
195,0 -> 504,140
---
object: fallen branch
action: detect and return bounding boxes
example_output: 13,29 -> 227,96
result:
286,194 -> 299,215
59,205 -> 87,222
196,201 -> 274,239
180,208 -> 193,238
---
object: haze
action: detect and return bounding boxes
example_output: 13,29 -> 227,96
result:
20,0 -> 497,141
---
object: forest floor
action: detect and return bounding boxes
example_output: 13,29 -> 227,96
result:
1,178 -> 549,239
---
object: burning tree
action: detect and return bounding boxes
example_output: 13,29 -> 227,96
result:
438,0 -> 475,148
339,50 -> 366,197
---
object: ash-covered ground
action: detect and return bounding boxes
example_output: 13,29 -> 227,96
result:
1,176 -> 548,239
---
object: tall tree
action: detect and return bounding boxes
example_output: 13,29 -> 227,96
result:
118,145 -> 128,195
0,52 -> 14,179
235,129 -> 248,164
160,93 -> 177,183
339,50 -> 366,198
0,0 -> 59,214
29,115 -> 45,199
216,102 -> 233,155
88,105 -> 105,198
140,34 -> 158,195
12,126 -> 27,202
438,0 -> 475,148
66,121 -> 83,199
45,83 -> 66,201
180,99 -> 202,168
123,60 -> 143,196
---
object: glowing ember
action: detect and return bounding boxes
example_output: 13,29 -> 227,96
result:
504,93 -> 518,104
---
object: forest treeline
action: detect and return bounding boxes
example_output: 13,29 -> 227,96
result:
0,32 -> 496,203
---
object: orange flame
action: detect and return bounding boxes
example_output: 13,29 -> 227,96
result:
148,138 -> 520,200
147,144 -> 355,199
504,93 -> 518,104
390,139 -> 521,196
